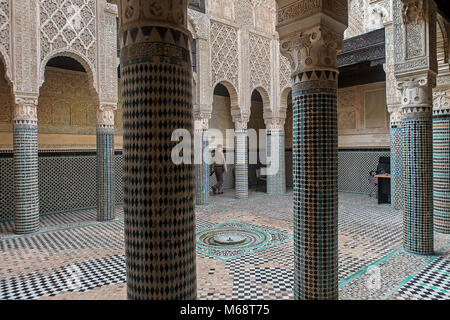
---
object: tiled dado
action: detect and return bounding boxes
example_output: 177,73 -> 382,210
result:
0,151 -> 124,222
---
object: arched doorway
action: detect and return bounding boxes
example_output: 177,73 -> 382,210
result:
37,56 -> 101,217
210,82 -> 237,194
248,88 -> 269,193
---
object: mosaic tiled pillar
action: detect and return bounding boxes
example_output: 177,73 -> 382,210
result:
119,0 -> 196,300
278,23 -> 346,298
433,88 -> 450,233
13,96 -> 39,234
266,128 -> 286,195
390,109 -> 403,210
96,106 -> 116,221
235,123 -> 248,199
194,119 -> 209,205
398,77 -> 434,255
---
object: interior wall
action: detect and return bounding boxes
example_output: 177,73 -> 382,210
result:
248,97 -> 265,188
0,67 -> 123,150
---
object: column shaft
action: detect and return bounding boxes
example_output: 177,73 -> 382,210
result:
235,129 -> 248,199
96,108 -> 115,221
293,71 -> 339,299
390,113 -> 403,210
266,130 -> 286,195
195,128 -> 209,205
433,90 -> 450,233
13,99 -> 39,234
119,0 -> 196,299
399,78 -> 434,255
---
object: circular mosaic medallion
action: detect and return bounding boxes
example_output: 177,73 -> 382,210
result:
196,222 -> 293,261
198,226 -> 270,249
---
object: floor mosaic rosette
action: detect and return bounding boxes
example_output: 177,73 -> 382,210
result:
196,221 -> 292,261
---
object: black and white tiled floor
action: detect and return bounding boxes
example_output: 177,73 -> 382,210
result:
0,191 -> 449,300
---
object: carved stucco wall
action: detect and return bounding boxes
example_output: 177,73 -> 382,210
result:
39,0 -> 98,92
0,0 -> 11,81
0,66 -> 122,150
344,0 -> 389,39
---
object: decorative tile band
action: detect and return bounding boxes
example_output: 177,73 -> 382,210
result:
292,70 -> 339,300
390,124 -> 403,210
96,128 -> 115,221
433,117 -> 450,233
402,117 -> 434,254
195,129 -> 209,205
266,131 -> 286,195
121,24 -> 196,299
235,130 -> 248,199
13,122 -> 39,234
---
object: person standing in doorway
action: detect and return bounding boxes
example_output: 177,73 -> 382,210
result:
211,145 -> 227,195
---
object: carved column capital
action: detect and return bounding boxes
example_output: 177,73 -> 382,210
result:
97,104 -> 116,130
397,74 -> 436,107
280,26 -> 344,76
234,112 -> 250,131
433,87 -> 450,115
13,95 -> 39,122
265,117 -> 285,132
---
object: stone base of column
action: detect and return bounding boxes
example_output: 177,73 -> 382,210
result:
266,131 -> 286,195
433,111 -> 450,234
195,129 -> 209,205
235,130 -> 248,199
402,113 -> 434,255
390,122 -> 403,210
96,127 -> 115,221
13,121 -> 39,234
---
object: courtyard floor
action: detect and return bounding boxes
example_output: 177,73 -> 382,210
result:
0,190 -> 450,300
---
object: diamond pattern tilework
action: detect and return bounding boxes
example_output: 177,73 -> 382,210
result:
120,25 -> 196,299
433,115 -> 450,233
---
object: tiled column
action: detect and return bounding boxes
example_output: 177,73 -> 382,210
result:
433,86 -> 450,233
394,0 -> 437,255
96,105 -> 116,221
235,120 -> 248,199
398,76 -> 435,254
276,1 -> 347,300
266,122 -> 286,195
389,108 -> 403,210
118,0 -> 196,299
194,116 -> 209,205
13,96 -> 39,234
